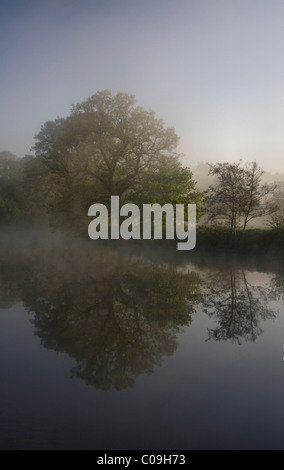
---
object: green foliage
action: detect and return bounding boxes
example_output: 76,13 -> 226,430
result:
195,225 -> 284,257
33,90 -> 198,231
0,92 -> 200,231
0,152 -> 24,222
196,225 -> 232,250
0,152 -> 55,224
21,156 -> 51,221
129,160 -> 202,218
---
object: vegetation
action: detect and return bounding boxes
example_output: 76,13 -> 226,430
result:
1,90 -> 284,253
195,225 -> 284,259
268,183 -> 284,230
203,161 -> 276,236
32,90 -> 201,230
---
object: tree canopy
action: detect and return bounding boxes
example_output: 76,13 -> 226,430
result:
32,90 -> 201,230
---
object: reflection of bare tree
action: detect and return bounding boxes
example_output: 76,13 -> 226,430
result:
267,274 -> 284,303
0,237 -> 202,390
203,270 -> 277,344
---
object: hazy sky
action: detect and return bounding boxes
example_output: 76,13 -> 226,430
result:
1,0 -> 284,171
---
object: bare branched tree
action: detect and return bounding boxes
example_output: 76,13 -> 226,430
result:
203,161 -> 276,235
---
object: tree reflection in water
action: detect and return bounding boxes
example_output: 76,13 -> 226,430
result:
0,233 -> 283,388
203,269 -> 278,344
0,237 -> 202,390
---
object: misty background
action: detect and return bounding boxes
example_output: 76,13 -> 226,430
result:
1,0 -> 284,172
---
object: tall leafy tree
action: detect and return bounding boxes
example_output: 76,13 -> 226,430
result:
34,90 -> 197,229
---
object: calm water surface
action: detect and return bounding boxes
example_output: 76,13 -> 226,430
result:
0,232 -> 284,449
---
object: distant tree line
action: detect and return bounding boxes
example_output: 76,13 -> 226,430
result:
0,150 -> 48,223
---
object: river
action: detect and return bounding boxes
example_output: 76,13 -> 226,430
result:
0,230 -> 283,449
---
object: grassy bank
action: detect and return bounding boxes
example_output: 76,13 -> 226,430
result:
195,225 -> 284,256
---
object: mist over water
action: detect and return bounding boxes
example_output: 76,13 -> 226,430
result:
0,228 -> 284,449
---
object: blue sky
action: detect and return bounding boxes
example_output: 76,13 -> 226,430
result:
1,0 -> 284,171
